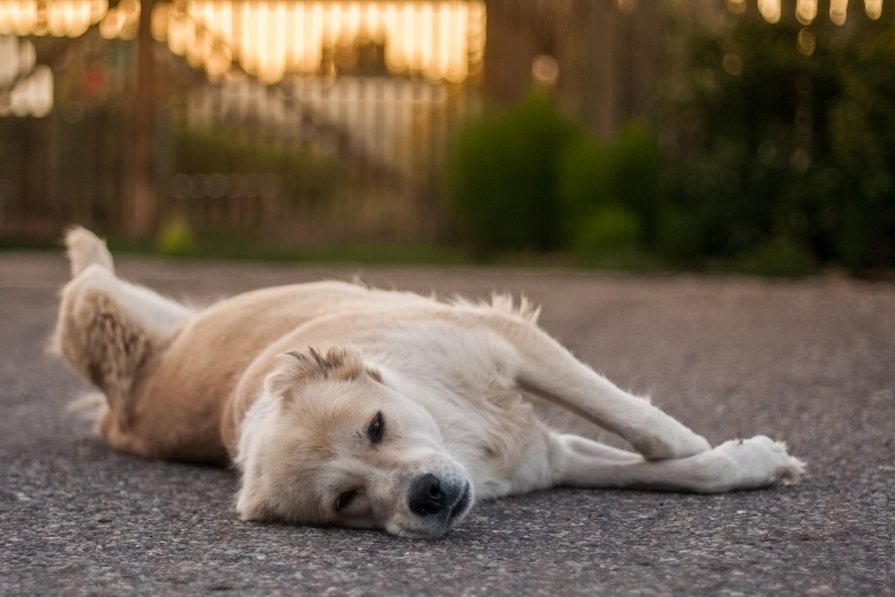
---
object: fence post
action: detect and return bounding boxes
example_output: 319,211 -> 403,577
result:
127,0 -> 158,238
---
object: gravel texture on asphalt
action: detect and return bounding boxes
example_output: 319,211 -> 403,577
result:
1,252 -> 892,596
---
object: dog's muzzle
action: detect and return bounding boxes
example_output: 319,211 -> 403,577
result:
408,473 -> 471,522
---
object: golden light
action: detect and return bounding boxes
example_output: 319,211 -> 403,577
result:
616,0 -> 636,15
830,0 -> 849,25
796,0 -> 818,25
151,0 -> 169,39
865,0 -> 883,19
1,1 -> 486,85
98,5 -> 122,38
797,28 -> 816,55
531,54 -> 559,87
165,10 -> 187,55
758,0 -> 782,24
98,0 -> 138,39
204,43 -> 232,79
0,37 -> 53,117
0,1 -> 31,35
17,27 -> 34,67
727,0 -> 747,14
722,52 -> 743,76
0,35 -> 15,82
0,0 -> 106,37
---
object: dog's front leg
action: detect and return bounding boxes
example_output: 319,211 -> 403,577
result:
471,311 -> 711,460
547,433 -> 805,492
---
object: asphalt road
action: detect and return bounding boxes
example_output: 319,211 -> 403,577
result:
1,251 -> 892,596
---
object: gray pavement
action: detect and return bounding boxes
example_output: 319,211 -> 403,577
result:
1,251 -> 893,596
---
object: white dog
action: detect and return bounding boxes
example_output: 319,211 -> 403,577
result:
54,228 -> 805,539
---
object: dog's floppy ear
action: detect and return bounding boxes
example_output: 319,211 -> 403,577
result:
265,346 -> 381,398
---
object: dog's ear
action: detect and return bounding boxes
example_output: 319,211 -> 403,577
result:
265,346 -> 381,398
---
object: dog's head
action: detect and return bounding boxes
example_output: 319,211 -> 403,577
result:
235,347 -> 474,539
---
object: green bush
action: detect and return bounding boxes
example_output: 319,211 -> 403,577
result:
655,206 -> 704,263
448,93 -> 667,263
663,6 -> 895,273
557,133 -> 612,233
732,238 -> 817,278
572,205 -> 641,258
447,92 -> 577,252
610,122 -> 662,245
557,122 -> 662,260
448,11 -> 895,278
155,214 -> 197,256
825,30 -> 895,270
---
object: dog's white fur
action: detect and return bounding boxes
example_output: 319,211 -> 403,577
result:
54,228 -> 805,539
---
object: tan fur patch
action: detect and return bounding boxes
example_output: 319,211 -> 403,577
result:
58,289 -> 150,430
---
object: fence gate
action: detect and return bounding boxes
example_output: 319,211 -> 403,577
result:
0,0 -> 486,247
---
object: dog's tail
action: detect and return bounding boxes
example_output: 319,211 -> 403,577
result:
64,226 -> 115,278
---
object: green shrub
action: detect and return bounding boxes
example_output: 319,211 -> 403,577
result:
732,238 -> 817,277
825,30 -> 895,271
155,214 -> 196,256
448,92 -> 668,262
655,205 -> 704,263
447,92 -> 577,252
558,122 -> 661,245
572,205 -> 641,258
611,122 -> 662,245
557,134 -> 611,231
663,6 -> 895,273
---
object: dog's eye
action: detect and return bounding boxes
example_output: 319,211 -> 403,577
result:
334,490 -> 358,513
367,411 -> 385,445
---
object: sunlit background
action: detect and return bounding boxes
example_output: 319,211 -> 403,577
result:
1,0 -> 893,273
1,1 -> 485,83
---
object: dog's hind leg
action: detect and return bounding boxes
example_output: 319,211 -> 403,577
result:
54,227 -> 195,438
548,432 -> 805,492
62,226 -> 194,335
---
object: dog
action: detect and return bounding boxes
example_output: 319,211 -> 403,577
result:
53,227 -> 805,539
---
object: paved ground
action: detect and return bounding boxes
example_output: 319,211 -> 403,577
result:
1,251 -> 892,596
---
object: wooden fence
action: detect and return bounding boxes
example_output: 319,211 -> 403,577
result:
0,0 -> 487,246
2,0 -> 885,246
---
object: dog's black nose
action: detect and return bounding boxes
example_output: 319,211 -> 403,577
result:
408,473 -> 448,517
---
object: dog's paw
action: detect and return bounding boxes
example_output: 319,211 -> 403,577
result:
65,226 -> 114,277
713,435 -> 806,490
674,432 -> 713,460
633,410 -> 712,460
